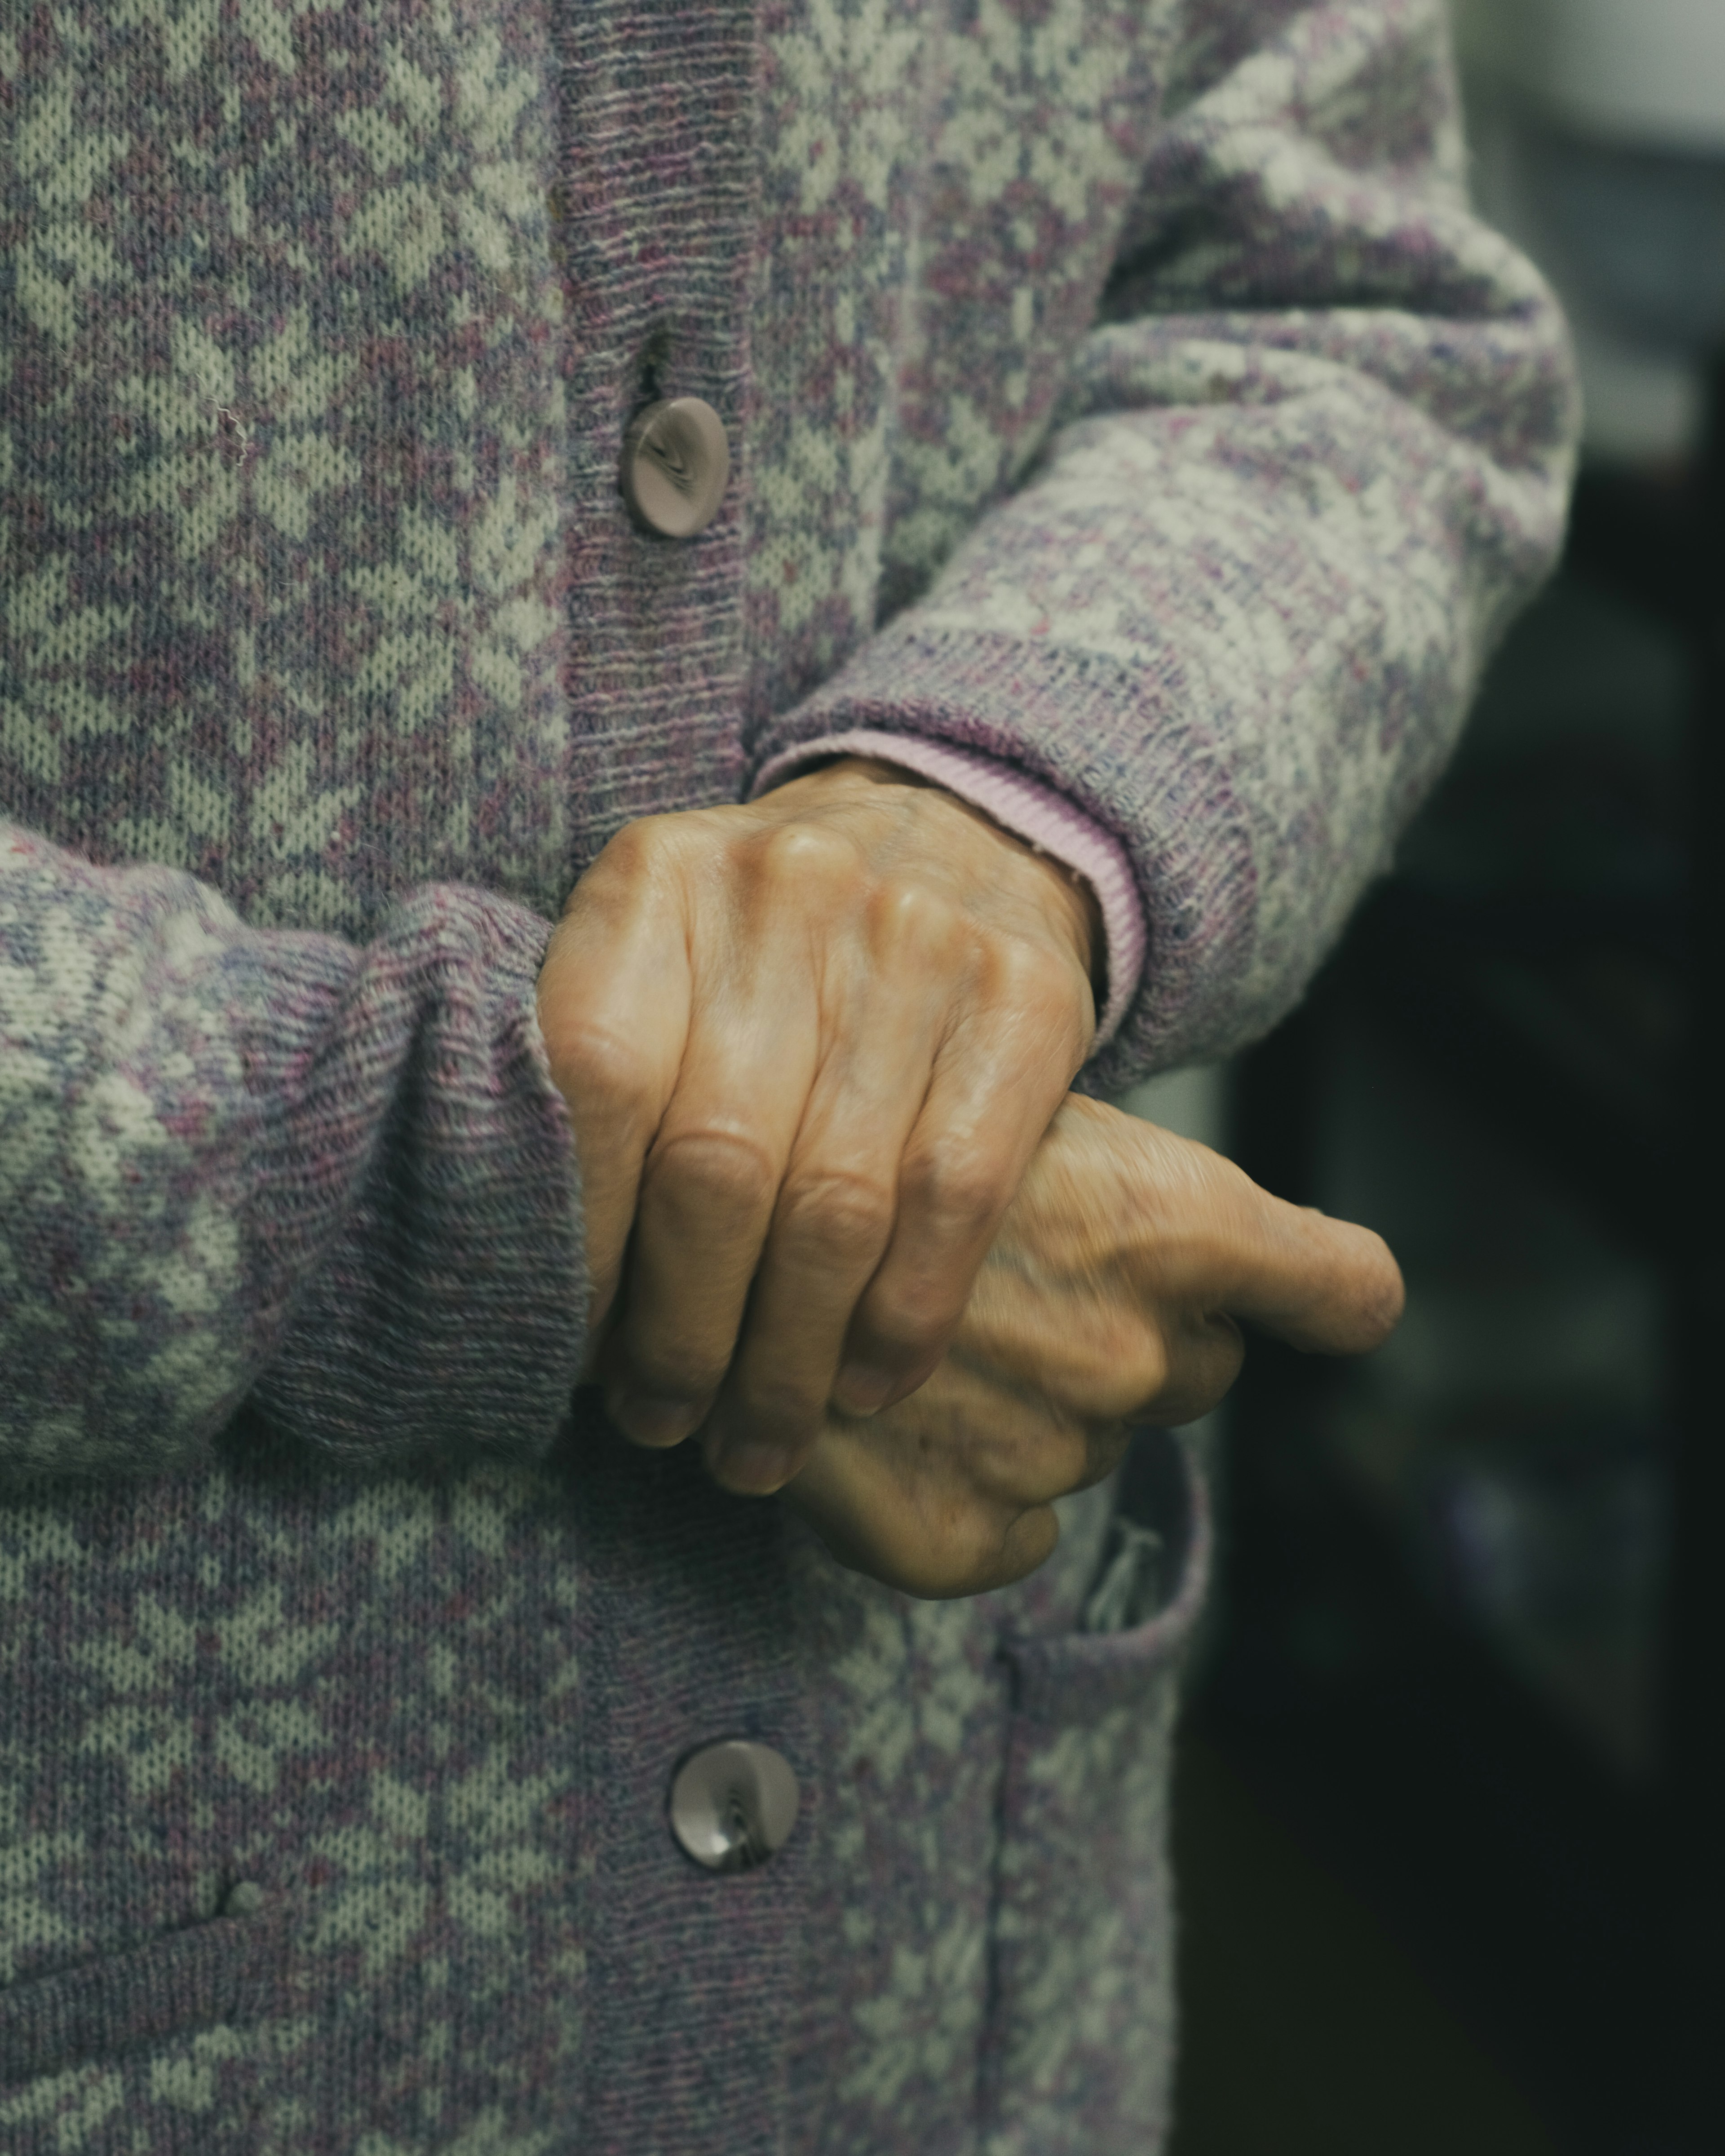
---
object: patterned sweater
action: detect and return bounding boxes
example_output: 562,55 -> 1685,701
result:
0,2 -> 1575,2152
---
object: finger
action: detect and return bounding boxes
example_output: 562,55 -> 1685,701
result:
827,1352 -> 1095,1516
780,1418 -> 1066,1600
536,834 -> 694,1344
703,894 -> 960,1493
834,940 -> 1090,1416
701,1125 -> 905,1493
1071,1418 -> 1136,1492
608,923 -> 822,1448
1141,1312 -> 1244,1426
1206,1186 -> 1405,1356
952,1250 -> 1247,1426
1091,1115 -> 1404,1359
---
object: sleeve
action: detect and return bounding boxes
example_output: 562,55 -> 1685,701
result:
744,0 -> 1581,1096
0,823 -> 587,1481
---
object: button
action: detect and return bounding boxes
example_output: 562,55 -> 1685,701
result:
668,1740 -> 799,1873
620,397 -> 730,538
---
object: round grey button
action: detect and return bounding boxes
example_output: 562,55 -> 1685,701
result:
669,1740 -> 799,1873
620,396 -> 730,539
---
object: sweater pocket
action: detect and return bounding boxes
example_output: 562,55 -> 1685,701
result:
981,1427 -> 1212,2156
0,1892 -> 286,2154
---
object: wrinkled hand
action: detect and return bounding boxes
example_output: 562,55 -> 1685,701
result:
774,1093 -> 1404,1599
536,760 -> 1099,1492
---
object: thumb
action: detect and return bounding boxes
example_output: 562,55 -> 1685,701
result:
1212,1188 -> 1405,1357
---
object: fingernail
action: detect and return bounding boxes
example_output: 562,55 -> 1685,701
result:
610,1389 -> 704,1448
834,1359 -> 898,1417
713,1439 -> 799,1495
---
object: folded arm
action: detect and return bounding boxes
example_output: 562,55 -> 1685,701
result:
750,0 -> 1579,1092
0,825 -> 585,1479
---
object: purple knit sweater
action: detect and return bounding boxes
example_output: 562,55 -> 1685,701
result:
0,2 -> 1575,2150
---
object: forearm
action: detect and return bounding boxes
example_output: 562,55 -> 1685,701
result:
748,0 -> 1580,1092
0,822 -> 585,1479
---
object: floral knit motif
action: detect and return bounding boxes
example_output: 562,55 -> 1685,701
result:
1,0 -> 571,937
742,0 -> 1191,711
0,3 -> 1575,2152
1,1 -> 587,1474
743,0 -> 923,717
749,0 -> 1576,1086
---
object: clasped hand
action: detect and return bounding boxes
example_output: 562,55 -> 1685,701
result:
781,1091 -> 1401,1596
538,761 -> 1401,1596
538,757 -> 1100,1494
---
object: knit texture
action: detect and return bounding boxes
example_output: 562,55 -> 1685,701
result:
0,829 -> 584,1476
744,0 -> 1578,1093
1,0 -> 588,1474
0,1442 -> 595,2151
559,0 -> 757,838
0,1 -> 1576,2150
0,0 -> 1576,1470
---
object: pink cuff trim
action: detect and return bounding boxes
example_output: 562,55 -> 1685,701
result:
751,729 -> 1147,1050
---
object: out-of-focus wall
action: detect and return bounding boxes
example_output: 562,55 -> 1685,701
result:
1119,1065 -> 1226,1154
1450,0 -> 1725,465
1452,0 -> 1725,150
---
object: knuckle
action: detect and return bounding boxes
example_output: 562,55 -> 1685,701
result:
646,1126 -> 778,1220
777,1166 -> 897,1261
1000,934 -> 1087,1034
870,875 -> 964,960
1002,931 -> 1067,997
856,1284 -> 955,1365
1155,1319 -> 1243,1425
867,1497 -> 995,1602
1001,1505 -> 1063,1586
754,818 -> 856,892
903,1144 -> 1009,1247
1090,1326 -> 1171,1420
591,813 -> 670,883
1130,1330 -> 1173,1405
552,1018 -> 653,1113
938,1501 -> 1052,1600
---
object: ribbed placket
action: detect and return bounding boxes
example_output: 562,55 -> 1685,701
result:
557,11 -> 807,2147
557,0 -> 761,864
572,1398 -> 809,2156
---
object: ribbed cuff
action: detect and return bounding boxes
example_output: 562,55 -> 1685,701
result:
244,887 -> 588,1465
752,730 -> 1146,1049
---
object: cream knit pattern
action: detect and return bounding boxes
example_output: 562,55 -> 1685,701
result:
0,4 -> 1575,2151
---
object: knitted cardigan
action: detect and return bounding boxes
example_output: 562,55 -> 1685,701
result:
0,2 -> 1575,2151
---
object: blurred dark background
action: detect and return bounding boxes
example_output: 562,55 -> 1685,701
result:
1144,7 -> 1725,2150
